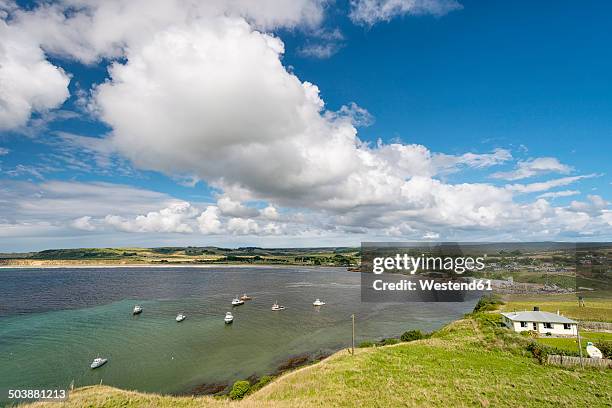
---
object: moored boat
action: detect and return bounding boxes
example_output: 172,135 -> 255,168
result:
231,297 -> 245,306
271,301 -> 285,311
224,312 -> 234,324
176,313 -> 186,322
313,299 -> 326,306
90,357 -> 107,369
133,305 -> 143,315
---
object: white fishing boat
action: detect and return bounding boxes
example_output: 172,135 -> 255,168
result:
224,312 -> 234,324
231,297 -> 244,306
90,357 -> 107,369
586,341 -> 603,358
132,305 -> 143,315
271,301 -> 285,311
313,299 -> 326,306
176,313 -> 186,322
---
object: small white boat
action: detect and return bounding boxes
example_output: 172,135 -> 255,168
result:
133,305 -> 143,315
231,297 -> 244,306
271,301 -> 285,311
224,312 -> 234,324
176,313 -> 186,322
240,294 -> 252,301
586,342 -> 603,358
90,357 -> 107,369
313,299 -> 326,306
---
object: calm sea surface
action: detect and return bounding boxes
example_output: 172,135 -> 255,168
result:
0,266 -> 475,403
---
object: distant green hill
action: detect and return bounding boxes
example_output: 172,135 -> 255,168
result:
0,246 -> 360,267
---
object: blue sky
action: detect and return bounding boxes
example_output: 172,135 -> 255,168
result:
0,0 -> 610,251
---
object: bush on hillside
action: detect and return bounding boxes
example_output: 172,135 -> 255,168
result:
527,341 -> 579,364
527,342 -> 548,363
400,330 -> 425,342
380,338 -> 400,346
229,381 -> 250,400
358,341 -> 375,348
520,330 -> 539,339
248,376 -> 274,394
595,341 -> 612,359
473,295 -> 503,313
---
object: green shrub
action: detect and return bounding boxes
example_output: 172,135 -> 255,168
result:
527,341 -> 548,363
473,296 -> 503,313
249,376 -> 274,394
358,341 -> 375,348
473,312 -> 504,332
229,380 -> 250,400
595,341 -> 612,359
380,338 -> 400,346
400,330 -> 425,342
527,341 -> 579,364
520,330 -> 539,338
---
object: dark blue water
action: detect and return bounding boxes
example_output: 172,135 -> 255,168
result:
0,266 -> 476,404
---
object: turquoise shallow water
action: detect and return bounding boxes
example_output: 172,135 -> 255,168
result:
0,266 -> 475,403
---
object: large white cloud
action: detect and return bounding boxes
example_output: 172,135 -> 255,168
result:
0,0 -> 325,128
93,18 -> 366,208
91,16 -> 520,224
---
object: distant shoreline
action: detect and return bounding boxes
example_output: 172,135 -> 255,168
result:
0,263 -> 348,269
0,247 -> 360,270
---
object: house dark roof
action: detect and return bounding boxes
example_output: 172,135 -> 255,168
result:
501,311 -> 577,324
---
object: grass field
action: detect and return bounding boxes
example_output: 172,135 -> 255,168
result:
537,332 -> 612,354
501,294 -> 612,322
24,316 -> 612,408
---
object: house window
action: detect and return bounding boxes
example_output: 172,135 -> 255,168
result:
543,322 -> 553,329
533,322 -> 537,330
520,321 -> 527,328
564,323 -> 571,330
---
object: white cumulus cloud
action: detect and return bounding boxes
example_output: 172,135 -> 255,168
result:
70,216 -> 96,231
104,201 -> 197,233
197,206 -> 223,235
0,19 -> 70,130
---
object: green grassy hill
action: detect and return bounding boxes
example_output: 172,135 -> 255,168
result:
0,246 -> 360,267
24,315 -> 611,408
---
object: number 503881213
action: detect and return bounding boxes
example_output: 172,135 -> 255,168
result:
7,389 -> 68,401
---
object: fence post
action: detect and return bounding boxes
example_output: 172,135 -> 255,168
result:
577,323 -> 584,369
351,314 -> 355,356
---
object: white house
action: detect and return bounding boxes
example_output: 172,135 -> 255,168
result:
501,307 -> 578,336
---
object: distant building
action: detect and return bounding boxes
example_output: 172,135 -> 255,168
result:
501,307 -> 578,336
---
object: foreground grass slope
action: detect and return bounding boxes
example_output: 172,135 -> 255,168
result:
25,316 -> 611,408
248,318 -> 610,407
